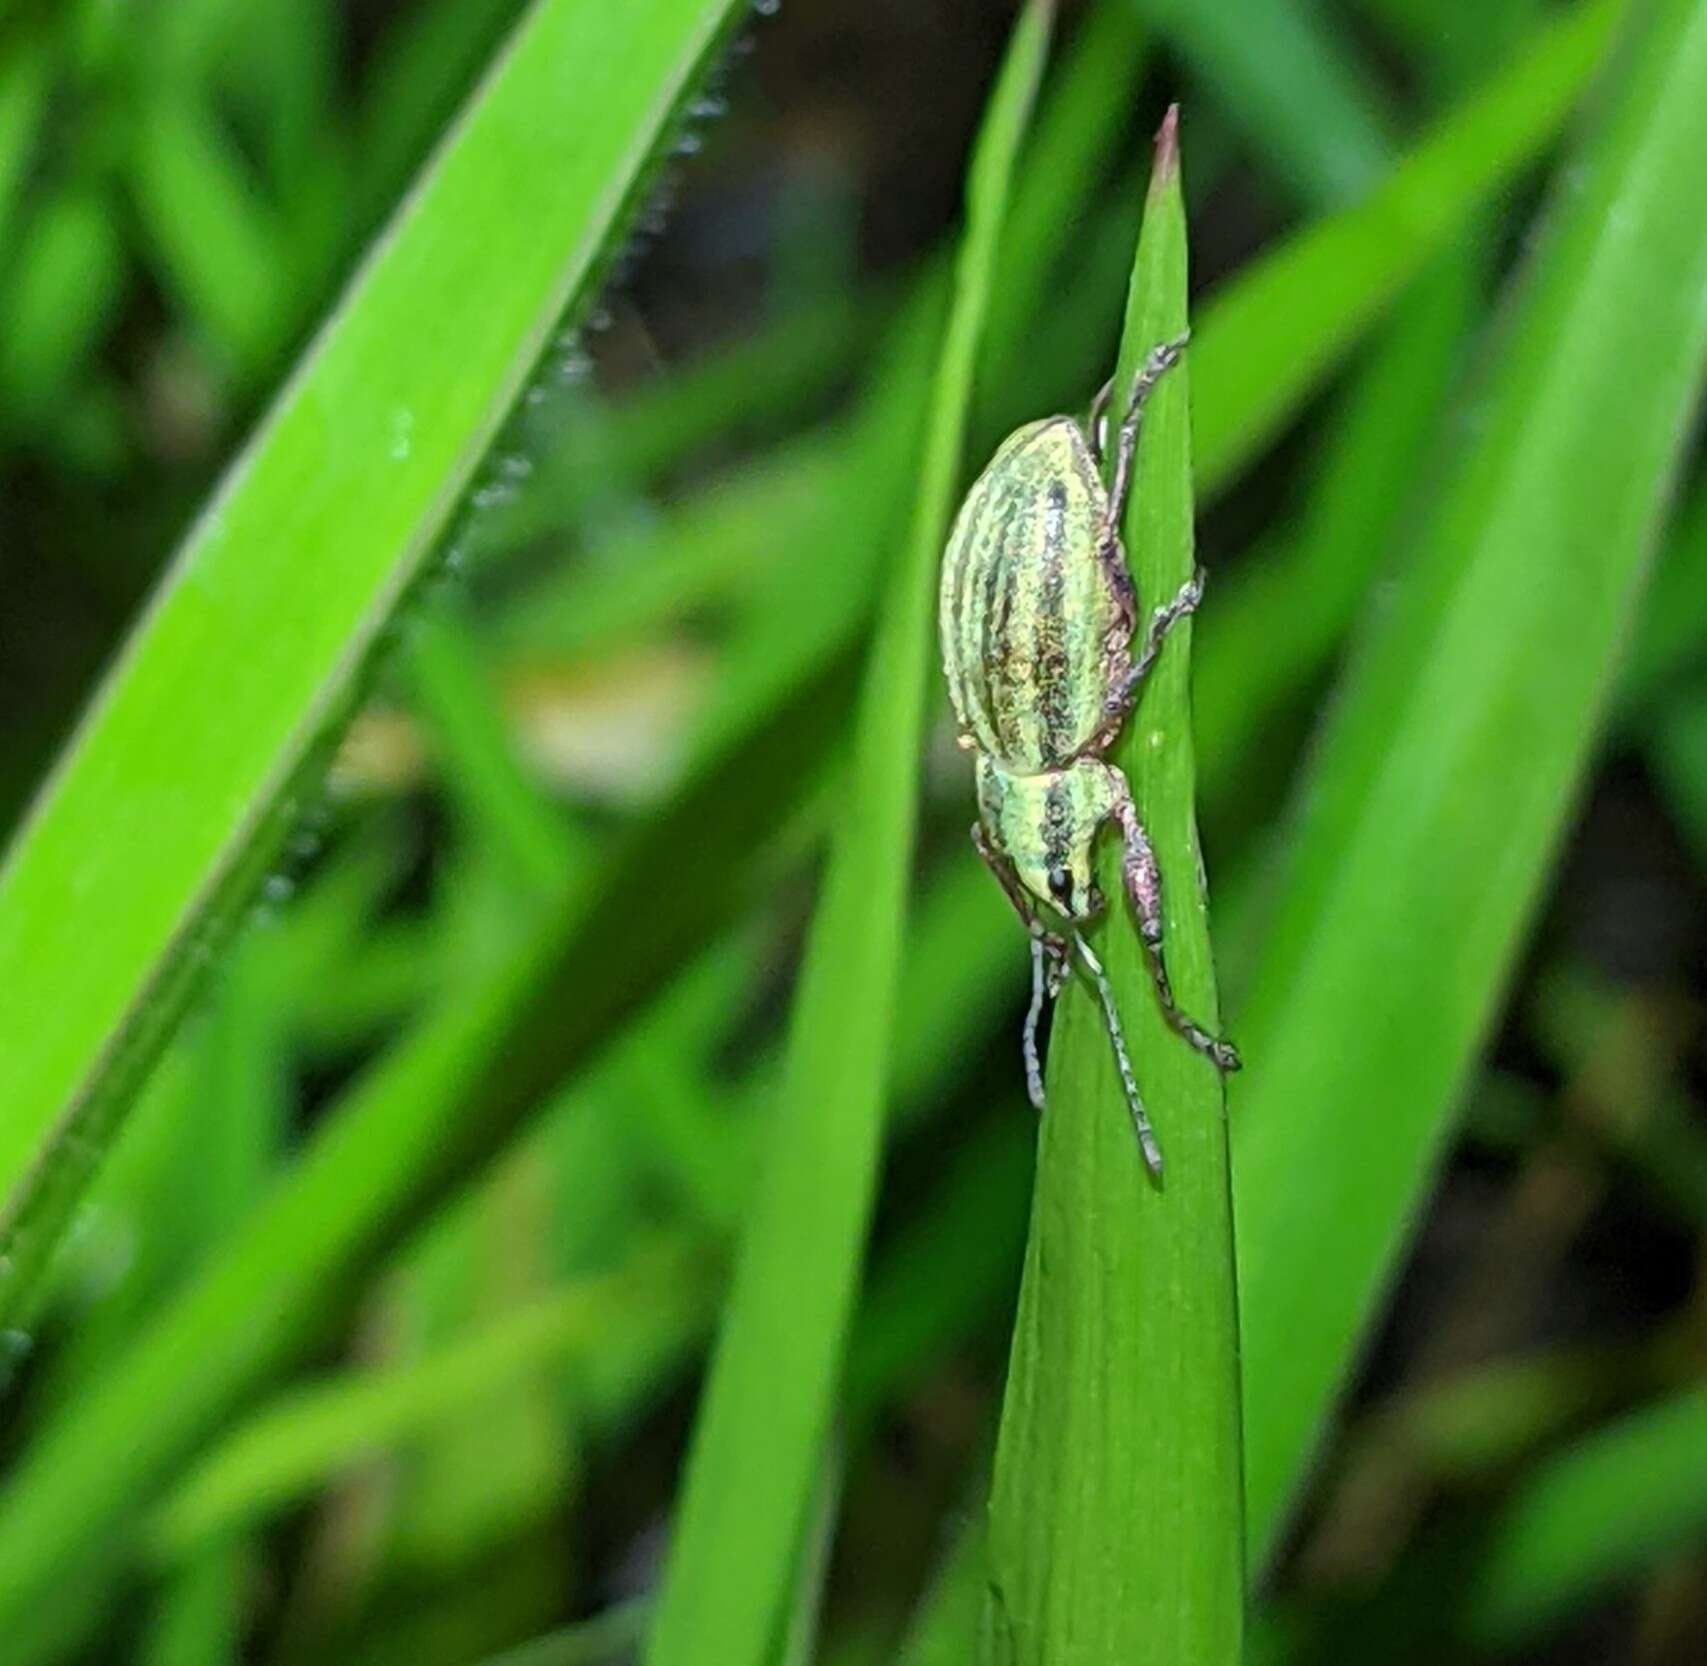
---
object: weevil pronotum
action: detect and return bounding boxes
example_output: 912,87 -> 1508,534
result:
938,335 -> 1239,1176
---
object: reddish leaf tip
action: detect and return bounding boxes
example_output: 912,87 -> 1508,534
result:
1153,103 -> 1180,180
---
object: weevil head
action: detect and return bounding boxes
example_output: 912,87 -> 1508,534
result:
977,756 -> 1116,923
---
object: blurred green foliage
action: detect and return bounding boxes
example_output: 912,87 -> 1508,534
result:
2,1 -> 1707,1664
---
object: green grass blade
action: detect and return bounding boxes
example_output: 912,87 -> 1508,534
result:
775,1443 -> 844,1666
1131,0 -> 1392,206
0,0 -> 752,1335
981,112 -> 1242,1666
1233,0 -> 1707,1570
842,1118 -> 1033,1434
1461,1386 -> 1707,1644
472,1603 -> 651,1666
1621,472 -> 1707,713
1190,0 -> 1622,498
982,0 -> 1147,364
898,1516 -> 988,1666
0,187 -> 125,425
1362,0 -> 1541,91
356,0 -> 525,230
489,445 -> 842,666
379,1169 -> 573,1592
1529,968 -> 1707,1226
139,1539 -> 251,1666
227,0 -> 340,203
1249,1379 -> 1707,1657
128,92 -> 291,376
148,1244 -> 707,1557
479,288 -> 881,559
0,655 -> 851,1648
403,603 -> 581,897
31,837 -> 397,1401
1194,255 -> 1476,804
640,8 -> 1055,1662
1354,1339 -> 1658,1488
0,38 -> 49,255
1648,683 -> 1707,860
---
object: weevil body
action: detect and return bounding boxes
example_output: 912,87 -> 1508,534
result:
939,337 -> 1238,1176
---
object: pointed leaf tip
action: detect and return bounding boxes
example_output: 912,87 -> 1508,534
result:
1153,103 -> 1180,181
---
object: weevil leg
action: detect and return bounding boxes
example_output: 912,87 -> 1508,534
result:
1092,335 -> 1191,649
1105,331 -> 1190,532
1071,930 -> 1164,1178
1107,773 -> 1242,1073
1025,934 -> 1072,1108
1097,566 -> 1206,740
973,821 -> 1037,932
973,823 -> 1070,1110
1044,935 -> 1068,997
1095,533 -> 1140,636
1023,934 -> 1052,1109
1087,375 -> 1116,468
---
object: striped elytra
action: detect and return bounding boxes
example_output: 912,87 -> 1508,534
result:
938,415 -> 1125,775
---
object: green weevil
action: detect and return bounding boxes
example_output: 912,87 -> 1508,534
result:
938,334 -> 1239,1176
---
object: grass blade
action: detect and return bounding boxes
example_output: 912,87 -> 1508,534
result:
0,0 -> 752,1334
149,1244 -> 708,1557
0,37 -> 49,255
640,7 -> 1055,1662
899,1516 -> 988,1666
403,602 -> 581,897
139,1540 -> 252,1666
0,648 -> 857,1651
1462,1386 -> 1707,1644
1131,0 -> 1392,206
1190,0 -> 1622,497
981,111 -> 1242,1666
0,188 -> 126,425
1621,471 -> 1707,713
1248,1380 -> 1707,1657
1194,252 -> 1478,811
472,1603 -> 651,1666
128,92 -> 291,376
1232,0 -> 1707,1569
982,0 -> 1147,364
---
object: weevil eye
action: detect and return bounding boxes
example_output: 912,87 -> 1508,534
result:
1046,866 -> 1073,908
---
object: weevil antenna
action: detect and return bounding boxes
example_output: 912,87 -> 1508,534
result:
1023,934 -> 1050,1111
1072,932 -> 1164,1179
